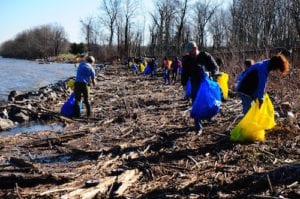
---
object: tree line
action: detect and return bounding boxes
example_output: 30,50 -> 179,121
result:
0,24 -> 70,60
1,0 -> 300,61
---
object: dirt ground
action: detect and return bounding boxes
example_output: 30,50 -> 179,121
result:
0,63 -> 299,198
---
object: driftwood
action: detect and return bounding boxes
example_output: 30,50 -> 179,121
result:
60,169 -> 141,199
0,63 -> 299,198
0,157 -> 69,189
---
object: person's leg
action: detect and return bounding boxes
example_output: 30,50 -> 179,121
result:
192,95 -> 203,133
194,118 -> 203,133
82,84 -> 91,117
172,71 -> 176,83
167,70 -> 171,84
74,82 -> 82,117
164,69 -> 168,84
240,93 -> 253,115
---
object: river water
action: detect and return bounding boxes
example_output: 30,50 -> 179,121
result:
0,56 -> 77,102
0,57 -> 77,135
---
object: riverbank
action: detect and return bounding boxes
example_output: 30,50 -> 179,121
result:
0,63 -> 299,198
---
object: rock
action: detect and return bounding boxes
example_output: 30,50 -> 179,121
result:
280,101 -> 292,117
287,111 -> 295,124
12,111 -> 30,123
274,111 -> 280,118
0,109 -> 9,119
8,90 -> 20,101
0,118 -> 15,131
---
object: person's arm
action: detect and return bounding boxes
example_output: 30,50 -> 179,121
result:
204,52 -> 219,78
91,78 -> 96,87
90,67 -> 96,87
257,73 -> 267,108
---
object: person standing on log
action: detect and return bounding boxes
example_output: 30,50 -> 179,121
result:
236,54 -> 289,115
74,55 -> 96,118
181,41 -> 219,134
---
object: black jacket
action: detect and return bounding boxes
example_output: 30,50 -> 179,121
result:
181,51 -> 219,99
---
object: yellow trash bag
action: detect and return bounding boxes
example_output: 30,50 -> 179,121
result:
217,72 -> 229,100
140,63 -> 146,72
230,94 -> 276,142
67,79 -> 75,90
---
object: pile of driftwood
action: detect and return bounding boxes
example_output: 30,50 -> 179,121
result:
0,63 -> 299,198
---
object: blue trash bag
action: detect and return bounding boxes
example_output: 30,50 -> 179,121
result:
178,67 -> 182,74
142,63 -> 152,75
131,64 -> 139,72
60,92 -> 82,117
185,78 -> 192,98
190,76 -> 222,120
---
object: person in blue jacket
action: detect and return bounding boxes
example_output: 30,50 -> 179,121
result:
181,41 -> 219,133
236,54 -> 289,114
74,55 -> 96,118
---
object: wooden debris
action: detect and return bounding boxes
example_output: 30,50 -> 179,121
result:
0,63 -> 299,198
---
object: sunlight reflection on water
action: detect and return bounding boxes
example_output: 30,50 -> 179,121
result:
0,121 -> 64,136
0,57 -> 76,101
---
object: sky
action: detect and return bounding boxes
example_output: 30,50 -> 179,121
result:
0,0 -> 229,46
0,0 -> 103,45
0,0 -> 155,46
0,0 -> 102,45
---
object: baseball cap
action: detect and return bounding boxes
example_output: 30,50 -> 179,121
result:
185,41 -> 197,53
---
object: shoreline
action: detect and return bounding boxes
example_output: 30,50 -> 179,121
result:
0,63 -> 106,131
0,63 -> 298,198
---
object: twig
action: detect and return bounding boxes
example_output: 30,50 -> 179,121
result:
15,183 -> 23,199
187,155 -> 209,169
40,187 -> 80,196
122,85 -> 130,114
226,113 -> 244,131
248,195 -> 286,199
266,174 -> 274,193
287,181 -> 298,188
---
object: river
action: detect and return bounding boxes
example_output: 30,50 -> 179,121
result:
0,56 -> 77,102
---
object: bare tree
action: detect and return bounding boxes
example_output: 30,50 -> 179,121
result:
289,0 -> 300,39
174,0 -> 189,55
99,0 -> 121,48
209,8 -> 226,49
80,17 -> 98,52
151,0 -> 177,56
52,24 -> 68,56
193,1 -> 219,48
0,24 -> 68,59
123,0 -> 139,57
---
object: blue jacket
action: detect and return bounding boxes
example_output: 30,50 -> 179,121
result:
75,61 -> 95,84
237,59 -> 270,102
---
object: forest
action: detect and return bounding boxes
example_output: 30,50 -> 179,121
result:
0,0 -> 300,62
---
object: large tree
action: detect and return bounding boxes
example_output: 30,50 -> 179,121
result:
99,0 -> 121,47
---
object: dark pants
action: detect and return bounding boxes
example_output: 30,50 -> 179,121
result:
239,93 -> 253,115
172,69 -> 177,82
74,82 -> 91,117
